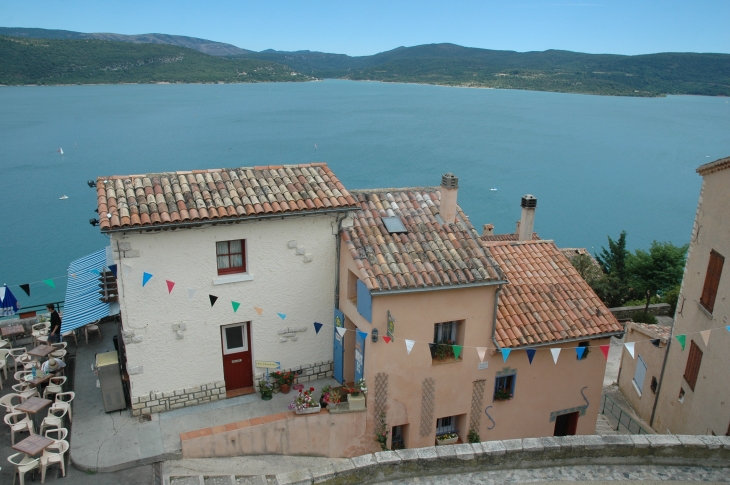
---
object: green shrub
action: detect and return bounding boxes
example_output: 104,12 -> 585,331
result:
631,311 -> 657,324
468,429 -> 481,443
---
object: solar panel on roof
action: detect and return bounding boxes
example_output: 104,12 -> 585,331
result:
383,216 -> 407,234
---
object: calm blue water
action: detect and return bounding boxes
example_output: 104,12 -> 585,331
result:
1,80 -> 729,309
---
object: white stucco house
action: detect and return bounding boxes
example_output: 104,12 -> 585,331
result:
94,163 -> 358,415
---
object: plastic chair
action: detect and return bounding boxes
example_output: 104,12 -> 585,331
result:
4,411 -> 34,445
84,321 -> 102,343
61,329 -> 77,346
44,427 -> 68,442
51,342 -> 67,351
0,393 -> 23,414
8,348 -> 28,372
49,349 -> 67,361
7,452 -> 39,485
40,439 -> 69,483
14,369 -> 32,381
42,376 -> 66,400
39,406 -> 67,436
11,383 -> 40,401
31,322 -> 50,347
54,392 -> 75,423
0,348 -> 10,379
0,336 -> 9,349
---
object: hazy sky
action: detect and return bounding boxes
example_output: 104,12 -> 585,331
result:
2,0 -> 729,56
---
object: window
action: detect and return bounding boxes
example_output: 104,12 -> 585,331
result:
633,355 -> 647,395
216,240 -> 246,275
700,250 -> 724,313
391,425 -> 406,450
577,341 -> 589,360
683,340 -> 703,391
494,374 -> 515,401
347,270 -> 358,306
431,321 -> 461,362
436,416 -> 457,436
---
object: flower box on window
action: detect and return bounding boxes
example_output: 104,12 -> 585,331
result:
436,433 -> 459,446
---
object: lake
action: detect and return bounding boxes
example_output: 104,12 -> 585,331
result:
1,80 -> 729,309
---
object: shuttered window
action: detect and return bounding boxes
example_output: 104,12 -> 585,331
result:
216,240 -> 246,275
683,340 -> 703,391
633,355 -> 648,395
700,250 -> 724,313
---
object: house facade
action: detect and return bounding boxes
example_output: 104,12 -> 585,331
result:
651,156 -> 730,436
95,163 -> 358,415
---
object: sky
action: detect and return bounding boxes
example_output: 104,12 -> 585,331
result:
2,0 -> 729,56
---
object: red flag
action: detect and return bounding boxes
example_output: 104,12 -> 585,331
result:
382,336 -> 392,344
600,345 -> 610,360
166,280 -> 175,294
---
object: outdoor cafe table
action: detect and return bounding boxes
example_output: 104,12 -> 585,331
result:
1,324 -> 24,345
12,434 -> 54,457
15,396 -> 52,430
28,345 -> 55,359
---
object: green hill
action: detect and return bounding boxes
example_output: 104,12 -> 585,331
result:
0,36 -> 307,85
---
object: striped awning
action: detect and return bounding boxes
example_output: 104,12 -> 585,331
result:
61,248 -> 114,333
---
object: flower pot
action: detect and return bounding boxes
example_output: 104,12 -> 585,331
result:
261,393 -> 273,401
280,384 -> 291,394
295,404 -> 321,415
436,436 -> 458,446
347,392 -> 365,411
319,396 -> 328,408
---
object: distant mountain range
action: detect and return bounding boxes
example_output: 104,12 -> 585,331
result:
2,27 -> 729,96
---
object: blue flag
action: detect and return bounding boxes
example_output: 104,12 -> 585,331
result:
501,348 -> 511,362
142,272 -> 153,287
313,322 -> 323,334
526,348 -> 536,364
277,313 -> 287,320
576,347 -> 586,360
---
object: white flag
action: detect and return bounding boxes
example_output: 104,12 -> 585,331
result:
187,288 -> 197,300
624,342 -> 635,358
700,329 -> 711,347
0,286 -> 5,301
336,327 -> 346,337
477,347 -> 487,363
551,348 -> 561,364
122,264 -> 132,277
405,339 -> 415,355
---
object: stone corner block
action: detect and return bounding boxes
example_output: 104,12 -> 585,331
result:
556,435 -> 585,449
539,436 -> 562,451
374,450 -> 401,466
453,443 -> 475,460
522,437 -> 545,453
275,469 -> 312,485
600,434 -> 635,447
698,435 -> 723,449
645,434 -> 682,447
309,464 -> 336,484
330,459 -> 356,474
630,434 -> 651,448
470,442 -> 485,456
582,435 -> 606,450
676,435 -> 707,448
717,436 -> 730,449
481,440 -> 506,455
350,454 -> 376,470
416,446 -> 439,461
395,448 -> 420,463
435,444 -> 457,459
501,438 -> 524,453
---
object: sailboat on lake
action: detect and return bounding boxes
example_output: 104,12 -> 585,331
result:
57,147 -> 64,155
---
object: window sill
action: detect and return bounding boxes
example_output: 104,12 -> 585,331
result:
696,301 -> 713,319
431,356 -> 463,365
213,273 -> 254,286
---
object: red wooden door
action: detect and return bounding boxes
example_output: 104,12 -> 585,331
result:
221,322 -> 253,391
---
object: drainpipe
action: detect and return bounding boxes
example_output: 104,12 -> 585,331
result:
650,327 -> 673,428
491,285 -> 503,351
333,212 -> 349,311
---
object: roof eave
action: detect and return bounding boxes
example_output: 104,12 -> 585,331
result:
370,278 -> 508,296
498,330 -> 625,350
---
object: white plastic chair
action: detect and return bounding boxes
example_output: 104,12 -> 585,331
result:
39,406 -> 67,436
4,411 -> 34,445
0,348 -> 10,379
54,392 -> 75,423
44,427 -> 68,442
11,382 -> 40,401
8,348 -> 28,372
40,439 -> 69,483
61,329 -> 77,346
0,393 -> 23,414
43,376 -> 67,400
31,322 -> 50,347
7,452 -> 39,485
49,349 -> 67,361
84,321 -> 102,343
14,369 -> 32,381
0,336 -> 9,349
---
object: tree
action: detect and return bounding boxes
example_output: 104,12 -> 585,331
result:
626,241 -> 688,313
588,231 -> 632,307
596,230 -> 628,278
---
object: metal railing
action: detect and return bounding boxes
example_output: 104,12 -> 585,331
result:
600,394 -> 648,435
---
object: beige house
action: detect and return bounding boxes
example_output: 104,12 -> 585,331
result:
337,175 -> 623,450
652,156 -> 730,436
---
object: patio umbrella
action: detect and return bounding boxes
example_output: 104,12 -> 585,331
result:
0,284 -> 19,316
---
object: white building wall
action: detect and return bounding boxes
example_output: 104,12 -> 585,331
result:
112,214 -> 340,401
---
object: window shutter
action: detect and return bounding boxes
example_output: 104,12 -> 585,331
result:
683,340 -> 703,391
700,250 -> 724,313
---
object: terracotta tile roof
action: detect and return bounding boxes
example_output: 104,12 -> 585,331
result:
341,188 -> 505,293
479,232 -> 540,242
485,239 -> 622,348
628,321 -> 671,341
95,163 -> 358,230
697,155 -> 730,176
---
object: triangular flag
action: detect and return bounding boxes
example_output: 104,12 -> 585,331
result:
383,336 -> 392,344
108,264 -> 117,278
187,288 -> 196,300
0,286 -> 5,301
700,330 -> 711,347
277,313 -> 287,320
19,284 -> 30,297
452,345 -> 462,360
726,325 -> 730,333
231,301 -> 240,312
405,339 -> 415,355
526,348 -> 536,364
254,307 -> 264,315
142,272 -> 153,287
600,345 -> 610,360
313,322 -> 323,334
166,280 -> 175,294
501,348 -> 511,362
43,279 -> 56,288
675,334 -> 686,350
336,326 -> 346,337
624,342 -> 635,358
123,264 -> 132,277
356,330 -> 368,340
551,348 -> 561,364
477,347 -> 487,363
576,347 -> 586,360
209,294 -> 218,307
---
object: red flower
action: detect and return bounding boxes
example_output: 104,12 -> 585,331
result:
309,387 -> 315,392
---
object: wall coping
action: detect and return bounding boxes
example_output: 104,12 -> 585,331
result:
273,435 -> 730,485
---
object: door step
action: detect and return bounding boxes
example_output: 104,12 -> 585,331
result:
226,386 -> 256,399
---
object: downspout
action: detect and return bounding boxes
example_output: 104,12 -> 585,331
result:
491,285 -> 503,351
333,212 -> 348,311
650,327 -> 673,428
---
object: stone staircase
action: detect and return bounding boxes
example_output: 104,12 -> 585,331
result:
596,413 -> 618,435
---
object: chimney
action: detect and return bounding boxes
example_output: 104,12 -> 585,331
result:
482,223 -> 494,236
440,173 -> 458,224
518,194 -> 537,241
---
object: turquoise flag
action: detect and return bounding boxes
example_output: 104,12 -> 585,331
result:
501,348 -> 511,362
142,272 -> 153,287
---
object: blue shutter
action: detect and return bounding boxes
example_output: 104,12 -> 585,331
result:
356,279 -> 372,323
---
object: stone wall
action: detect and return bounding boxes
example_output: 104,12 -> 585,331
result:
254,360 -> 334,393
609,303 -> 671,320
131,380 -> 226,416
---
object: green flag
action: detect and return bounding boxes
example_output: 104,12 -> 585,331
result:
231,301 -> 240,313
452,345 -> 462,360
43,279 -> 55,288
675,334 -> 686,350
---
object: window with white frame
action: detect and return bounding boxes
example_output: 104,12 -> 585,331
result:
436,416 -> 456,436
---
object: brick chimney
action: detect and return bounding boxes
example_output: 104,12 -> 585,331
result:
518,195 -> 537,241
482,224 -> 494,236
440,173 -> 458,224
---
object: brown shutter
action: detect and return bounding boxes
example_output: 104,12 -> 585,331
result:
700,250 -> 724,313
683,340 -> 703,391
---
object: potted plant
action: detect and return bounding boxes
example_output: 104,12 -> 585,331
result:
270,370 -> 296,394
288,387 -> 321,415
320,385 -> 332,408
493,388 -> 513,401
326,390 -> 341,410
343,379 -> 367,411
259,379 -> 273,401
436,433 -> 459,446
